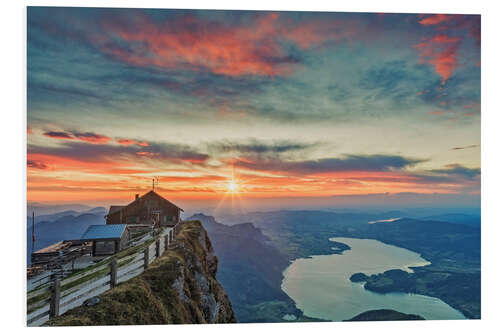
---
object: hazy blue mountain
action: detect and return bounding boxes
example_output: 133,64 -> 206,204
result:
420,214 -> 480,228
27,211 -> 106,264
27,203 -> 93,215
84,207 -> 107,214
27,210 -> 79,228
26,206 -> 107,230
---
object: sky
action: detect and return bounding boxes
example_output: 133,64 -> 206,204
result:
27,7 -> 481,212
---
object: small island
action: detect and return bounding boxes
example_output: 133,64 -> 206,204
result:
345,309 -> 425,321
349,272 -> 368,282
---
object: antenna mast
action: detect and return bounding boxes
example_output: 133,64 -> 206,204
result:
152,177 -> 159,191
31,211 -> 35,266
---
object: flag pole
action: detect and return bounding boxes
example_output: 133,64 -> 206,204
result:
31,211 -> 35,266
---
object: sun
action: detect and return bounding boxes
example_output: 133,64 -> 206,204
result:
227,180 -> 238,193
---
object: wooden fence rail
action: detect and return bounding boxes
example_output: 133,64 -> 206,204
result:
27,224 -> 182,327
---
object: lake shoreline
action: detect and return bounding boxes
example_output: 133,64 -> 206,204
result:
281,237 -> 466,321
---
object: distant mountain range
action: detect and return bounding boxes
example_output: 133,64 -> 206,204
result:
27,203 -> 98,215
27,207 -> 107,228
27,209 -> 106,264
420,213 -> 480,228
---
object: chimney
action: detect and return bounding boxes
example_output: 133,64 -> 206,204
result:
135,194 -> 139,200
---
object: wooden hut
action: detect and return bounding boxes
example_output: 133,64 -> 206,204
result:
105,190 -> 183,227
80,224 -> 129,257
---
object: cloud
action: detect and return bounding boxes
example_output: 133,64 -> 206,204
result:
359,60 -> 426,103
28,140 -> 209,168
419,14 -> 480,45
208,139 -> 317,155
415,14 -> 480,84
430,164 -> 480,179
234,154 -> 425,175
95,12 -> 296,77
451,144 -> 479,150
419,14 -> 453,26
43,130 -> 111,144
43,131 -> 74,140
37,10 -> 362,78
414,34 -> 462,84
72,132 -> 111,144
27,160 -> 48,170
117,138 -> 149,147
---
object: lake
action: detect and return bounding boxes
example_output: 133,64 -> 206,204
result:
281,237 -> 466,321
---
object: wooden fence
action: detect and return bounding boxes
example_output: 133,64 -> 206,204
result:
27,223 -> 181,327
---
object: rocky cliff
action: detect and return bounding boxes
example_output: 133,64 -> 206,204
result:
48,221 -> 237,326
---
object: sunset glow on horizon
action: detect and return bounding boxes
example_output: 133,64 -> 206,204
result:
27,8 -> 480,209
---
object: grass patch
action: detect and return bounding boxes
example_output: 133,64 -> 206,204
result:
27,291 -> 50,309
62,266 -> 110,292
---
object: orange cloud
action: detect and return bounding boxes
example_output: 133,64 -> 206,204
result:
419,14 -> 452,26
93,12 -> 359,77
415,14 -> 480,84
27,159 -> 48,170
27,152 -> 135,174
117,138 -> 149,147
429,110 -> 446,115
414,34 -> 462,84
43,130 -> 111,144
136,151 -> 158,157
72,132 -> 111,144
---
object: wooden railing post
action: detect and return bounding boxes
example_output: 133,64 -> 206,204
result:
164,234 -> 169,251
49,277 -> 60,318
110,258 -> 117,288
144,246 -> 149,269
156,239 -> 160,258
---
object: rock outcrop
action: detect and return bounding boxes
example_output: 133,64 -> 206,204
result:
48,221 -> 237,326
